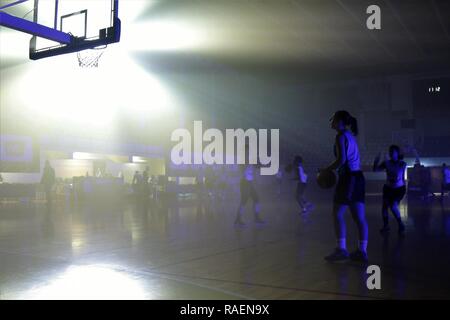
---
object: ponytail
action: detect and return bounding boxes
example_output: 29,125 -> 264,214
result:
332,110 -> 358,136
350,116 -> 358,136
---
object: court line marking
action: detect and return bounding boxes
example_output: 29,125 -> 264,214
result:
126,268 -> 383,300
2,201 -> 450,299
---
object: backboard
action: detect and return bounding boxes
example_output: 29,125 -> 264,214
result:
0,0 -> 120,60
31,0 -> 120,60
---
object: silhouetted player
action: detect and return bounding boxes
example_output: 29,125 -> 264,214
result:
322,110 -> 368,263
41,160 -> 55,205
442,163 -> 450,200
293,156 -> 312,213
234,163 -> 265,226
132,171 -> 142,198
373,145 -> 406,235
275,168 -> 283,195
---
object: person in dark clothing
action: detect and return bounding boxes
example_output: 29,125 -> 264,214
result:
41,160 -> 56,204
234,143 -> 265,226
293,155 -> 312,213
142,167 -> 150,198
322,110 -> 368,263
441,163 -> 450,200
234,163 -> 264,226
373,145 -> 407,235
132,171 -> 141,194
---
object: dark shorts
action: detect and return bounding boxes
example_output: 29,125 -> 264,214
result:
296,182 -> 306,196
383,185 -> 406,205
334,170 -> 365,205
240,179 -> 259,204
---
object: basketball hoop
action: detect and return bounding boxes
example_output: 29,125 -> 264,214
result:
77,46 -> 107,68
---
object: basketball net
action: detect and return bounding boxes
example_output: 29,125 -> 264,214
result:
77,47 -> 106,68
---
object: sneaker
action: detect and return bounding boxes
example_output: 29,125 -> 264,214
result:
379,226 -> 390,234
234,218 -> 246,227
324,248 -> 349,262
349,250 -> 368,263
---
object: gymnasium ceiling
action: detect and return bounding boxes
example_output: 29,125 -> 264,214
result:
1,0 -> 450,82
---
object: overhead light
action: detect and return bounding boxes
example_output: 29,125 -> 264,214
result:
132,156 -> 147,163
73,152 -> 104,160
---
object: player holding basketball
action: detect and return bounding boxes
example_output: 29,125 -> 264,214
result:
321,110 -> 368,263
373,145 -> 407,235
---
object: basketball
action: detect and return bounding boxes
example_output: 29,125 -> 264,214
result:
317,169 -> 336,189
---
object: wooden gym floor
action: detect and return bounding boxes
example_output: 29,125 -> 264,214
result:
1,184 -> 450,300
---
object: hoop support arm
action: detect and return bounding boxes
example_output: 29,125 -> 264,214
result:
0,11 -> 71,44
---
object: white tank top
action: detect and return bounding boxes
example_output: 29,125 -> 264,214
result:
384,160 -> 406,187
339,130 -> 361,172
444,168 -> 450,184
244,165 -> 254,181
298,165 -> 308,183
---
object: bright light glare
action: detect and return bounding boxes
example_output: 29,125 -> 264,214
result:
132,156 -> 147,163
73,152 -> 103,160
11,47 -> 175,128
16,59 -> 116,127
21,265 -> 147,300
1,0 -> 181,129
124,21 -> 207,51
121,0 -> 153,22
0,30 -> 30,60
